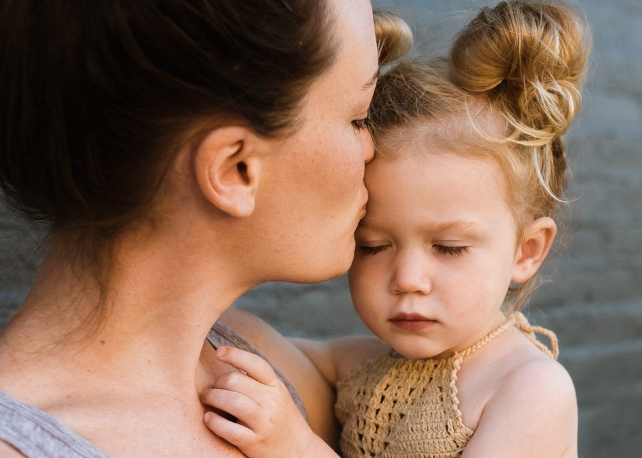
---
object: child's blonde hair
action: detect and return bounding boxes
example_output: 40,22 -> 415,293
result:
369,0 -> 591,311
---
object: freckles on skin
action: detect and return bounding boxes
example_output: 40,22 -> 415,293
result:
233,0 -> 377,283
283,133 -> 363,218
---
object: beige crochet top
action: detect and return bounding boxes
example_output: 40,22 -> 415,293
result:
335,313 -> 558,458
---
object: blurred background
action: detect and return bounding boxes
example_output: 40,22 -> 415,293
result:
1,1 -> 640,457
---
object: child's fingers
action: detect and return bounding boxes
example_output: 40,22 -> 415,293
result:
212,369 -> 264,396
200,387 -> 258,422
204,410 -> 254,447
215,346 -> 280,387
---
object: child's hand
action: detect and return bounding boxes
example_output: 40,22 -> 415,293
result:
201,346 -> 339,458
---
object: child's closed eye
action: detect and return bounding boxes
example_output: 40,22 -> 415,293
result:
433,245 -> 469,257
357,245 -> 389,256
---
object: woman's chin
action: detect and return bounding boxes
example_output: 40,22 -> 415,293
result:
294,251 -> 355,284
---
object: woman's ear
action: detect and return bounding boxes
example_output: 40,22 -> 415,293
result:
194,126 -> 262,218
511,217 -> 557,284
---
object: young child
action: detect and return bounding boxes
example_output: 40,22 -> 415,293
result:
200,2 -> 591,457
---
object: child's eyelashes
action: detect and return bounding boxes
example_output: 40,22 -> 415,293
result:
433,245 -> 469,257
357,245 -> 389,256
352,116 -> 371,132
357,244 -> 469,257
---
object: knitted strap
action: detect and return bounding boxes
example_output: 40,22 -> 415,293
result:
513,312 -> 559,360
455,313 -> 559,360
457,316 -> 516,358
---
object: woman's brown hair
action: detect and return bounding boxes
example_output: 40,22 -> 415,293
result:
0,0 -> 337,238
0,2 -> 412,245
0,1 -> 412,333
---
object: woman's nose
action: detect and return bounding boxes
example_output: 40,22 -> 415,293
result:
389,250 -> 432,295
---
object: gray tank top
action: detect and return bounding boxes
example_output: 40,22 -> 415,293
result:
0,322 -> 307,457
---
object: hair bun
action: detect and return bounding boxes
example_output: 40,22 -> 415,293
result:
449,1 -> 591,143
374,12 -> 413,66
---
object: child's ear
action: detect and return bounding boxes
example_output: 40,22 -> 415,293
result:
194,126 -> 262,218
511,217 -> 557,284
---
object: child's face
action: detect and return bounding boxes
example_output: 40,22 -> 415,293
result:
348,147 -> 522,359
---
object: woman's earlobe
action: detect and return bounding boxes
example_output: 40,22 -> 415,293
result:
194,126 -> 261,218
511,217 -> 557,284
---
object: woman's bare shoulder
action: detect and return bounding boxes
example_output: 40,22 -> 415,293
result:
0,442 -> 26,457
217,308 -> 323,384
218,308 -> 341,449
218,308 -> 282,347
220,309 -> 387,383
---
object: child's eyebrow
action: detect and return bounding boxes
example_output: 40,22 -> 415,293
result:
357,219 -> 485,236
422,220 -> 485,236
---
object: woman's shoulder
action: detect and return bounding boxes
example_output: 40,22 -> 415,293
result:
0,442 -> 25,457
215,308 -> 283,351
0,388 -> 111,458
216,308 -> 323,387
217,308 -> 341,449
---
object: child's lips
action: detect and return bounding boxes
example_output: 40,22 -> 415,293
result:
389,313 -> 438,331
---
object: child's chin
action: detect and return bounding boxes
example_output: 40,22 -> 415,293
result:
392,348 -> 432,360
392,342 -> 446,360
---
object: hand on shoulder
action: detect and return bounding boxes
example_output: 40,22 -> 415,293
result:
201,346 -> 340,458
217,308 -> 341,449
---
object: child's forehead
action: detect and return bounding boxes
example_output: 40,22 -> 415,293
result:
358,214 -> 487,237
374,107 -> 507,160
374,129 -> 486,162
360,151 -> 515,242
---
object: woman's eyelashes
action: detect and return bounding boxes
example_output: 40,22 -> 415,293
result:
352,116 -> 370,132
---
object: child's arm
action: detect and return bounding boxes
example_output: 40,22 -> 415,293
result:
289,335 -> 389,387
461,359 -> 577,458
201,346 -> 339,458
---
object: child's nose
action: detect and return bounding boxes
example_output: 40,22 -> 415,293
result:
389,250 -> 432,295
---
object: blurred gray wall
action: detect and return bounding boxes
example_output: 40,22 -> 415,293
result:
1,1 -> 640,457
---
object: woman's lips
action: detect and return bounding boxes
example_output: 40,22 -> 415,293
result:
389,313 -> 438,331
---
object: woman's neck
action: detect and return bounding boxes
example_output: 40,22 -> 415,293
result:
0,226 -> 252,398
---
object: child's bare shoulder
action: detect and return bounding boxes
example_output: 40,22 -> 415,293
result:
484,333 -> 577,442
289,334 -> 389,386
331,335 -> 390,381
495,329 -> 575,401
459,329 -> 578,457
459,327 -> 575,426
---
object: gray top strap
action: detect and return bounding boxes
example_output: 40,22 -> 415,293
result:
0,390 -> 109,458
0,321 -> 307,457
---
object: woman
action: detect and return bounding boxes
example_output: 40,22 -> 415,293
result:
0,0 -> 409,456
